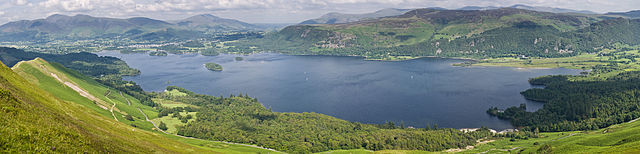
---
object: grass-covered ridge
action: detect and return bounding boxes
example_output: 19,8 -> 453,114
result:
0,59 -> 220,153
12,58 -> 159,129
3,58 -> 278,153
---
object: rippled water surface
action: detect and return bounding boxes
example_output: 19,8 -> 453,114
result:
99,51 -> 582,130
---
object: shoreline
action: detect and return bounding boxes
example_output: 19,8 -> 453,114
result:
100,50 -> 586,71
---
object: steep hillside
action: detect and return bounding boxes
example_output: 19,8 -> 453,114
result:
234,8 -> 610,59
12,58 -> 158,129
299,8 -> 411,24
0,59 -> 217,153
3,58 -> 278,153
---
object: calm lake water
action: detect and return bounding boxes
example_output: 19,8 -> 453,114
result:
98,51 -> 582,130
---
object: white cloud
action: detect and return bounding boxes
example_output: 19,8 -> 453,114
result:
15,0 -> 28,5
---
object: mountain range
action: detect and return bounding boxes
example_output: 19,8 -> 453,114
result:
299,8 -> 412,24
299,4 -> 601,25
174,14 -> 260,31
1,5 -> 639,42
232,7 -> 640,60
459,4 -> 598,14
0,13 -> 260,40
606,10 -> 640,18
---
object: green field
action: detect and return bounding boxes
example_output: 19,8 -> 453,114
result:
470,45 -> 640,80
472,53 -> 607,69
153,98 -> 197,108
152,111 -> 197,134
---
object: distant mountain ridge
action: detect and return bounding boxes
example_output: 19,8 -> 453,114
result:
0,14 -> 171,37
606,10 -> 640,18
0,13 -> 259,40
174,14 -> 260,31
299,5 -> 598,25
459,4 -> 597,14
299,8 -> 412,24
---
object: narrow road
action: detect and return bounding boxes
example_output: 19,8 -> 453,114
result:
479,147 -> 521,154
120,91 -> 131,105
554,133 -> 577,141
135,108 -> 280,152
104,89 -> 118,121
111,102 -> 118,121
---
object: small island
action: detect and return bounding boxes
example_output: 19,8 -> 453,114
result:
204,62 -> 223,71
235,57 -> 244,61
149,51 -> 168,56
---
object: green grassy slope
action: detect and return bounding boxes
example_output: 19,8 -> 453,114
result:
0,59 -> 220,153
464,119 -> 640,153
320,119 -> 640,153
3,58 -> 278,153
12,58 -> 158,130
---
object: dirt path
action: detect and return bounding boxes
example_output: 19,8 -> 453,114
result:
110,102 -> 118,121
554,133 -> 577,141
445,139 -> 495,153
120,91 -> 131,105
135,108 -> 280,152
479,147 -> 521,154
39,64 -> 118,120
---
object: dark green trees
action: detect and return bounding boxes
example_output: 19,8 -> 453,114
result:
159,122 -> 168,131
489,71 -> 640,131
162,88 -> 492,153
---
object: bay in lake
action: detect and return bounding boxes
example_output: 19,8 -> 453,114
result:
98,51 -> 582,130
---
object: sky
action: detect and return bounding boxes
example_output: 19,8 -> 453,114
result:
0,0 -> 639,24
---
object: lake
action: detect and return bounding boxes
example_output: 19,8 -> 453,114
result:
98,51 -> 582,130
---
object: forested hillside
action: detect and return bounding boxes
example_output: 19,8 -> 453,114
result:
0,47 -> 139,77
231,8 -> 640,60
158,86 -> 493,153
483,44 -> 640,133
489,71 -> 640,132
